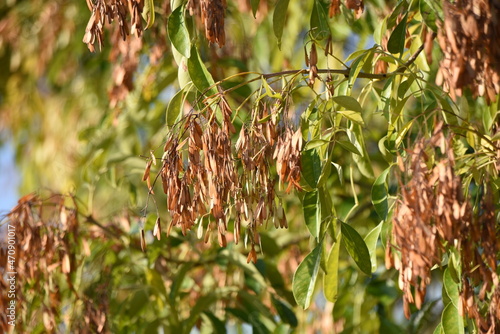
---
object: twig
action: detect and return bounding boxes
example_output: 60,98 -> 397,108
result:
262,44 -> 426,81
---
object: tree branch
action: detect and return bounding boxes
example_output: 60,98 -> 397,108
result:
261,44 -> 426,81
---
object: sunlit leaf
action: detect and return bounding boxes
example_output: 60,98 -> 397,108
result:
166,88 -> 184,126
395,118 -> 413,148
341,222 -> 372,275
443,269 -> 460,307
331,162 -> 344,185
371,167 -> 390,220
305,139 -> 329,150
292,242 -> 322,309
337,140 -> 361,155
310,0 -> 330,40
303,190 -> 320,239
273,0 -> 290,48
338,110 -> 364,126
301,148 -> 322,189
324,237 -> 341,302
364,223 -> 382,273
332,95 -> 363,113
441,303 -> 464,334
348,126 -> 375,179
142,0 -> 155,29
168,6 -> 191,58
348,48 -> 374,86
261,77 -> 282,99
433,323 -> 444,334
187,46 -> 217,96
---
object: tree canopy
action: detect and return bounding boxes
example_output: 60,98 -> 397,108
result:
0,0 -> 499,333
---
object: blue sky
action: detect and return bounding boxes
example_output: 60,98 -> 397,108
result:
0,142 -> 19,216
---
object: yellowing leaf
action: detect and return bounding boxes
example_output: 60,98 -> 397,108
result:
338,110 -> 364,126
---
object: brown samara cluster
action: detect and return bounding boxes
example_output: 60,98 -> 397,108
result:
142,98 -> 301,262
436,0 -> 500,103
386,122 -> 500,333
0,194 -> 108,333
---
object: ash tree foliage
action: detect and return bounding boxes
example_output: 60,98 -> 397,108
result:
0,0 -> 499,333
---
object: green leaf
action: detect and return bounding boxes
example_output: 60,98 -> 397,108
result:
387,13 -> 408,54
420,0 -> 439,32
310,0 -> 330,41
337,110 -> 365,126
202,312 -> 227,334
448,249 -> 461,284
443,268 -> 460,307
318,187 -> 334,234
317,151 -> 334,187
397,76 -> 415,99
187,46 -> 217,96
305,139 -> 329,150
273,0 -> 290,48
168,6 -> 191,58
395,118 -> 413,148
347,126 -> 375,179
271,295 -> 298,327
142,0 -> 155,29
433,323 -> 444,334
336,140 -> 361,155
177,56 -> 191,89
292,242 -> 322,309
127,289 -> 149,315
324,237 -> 341,302
301,148 -> 322,189
341,222 -> 372,275
251,0 -> 260,18
303,191 -> 320,239
348,48 -> 374,87
441,303 -> 464,334
185,293 -> 220,330
371,167 -> 390,220
166,88 -> 184,126
331,162 -> 344,185
261,77 -> 282,99
169,263 -> 193,302
364,223 -> 382,273
392,95 -> 411,120
332,96 -> 363,113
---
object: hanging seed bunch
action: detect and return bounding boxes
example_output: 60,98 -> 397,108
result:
436,0 -> 500,103
459,189 -> 500,334
235,105 -> 293,261
143,97 -> 301,262
329,0 -> 364,19
199,0 -> 226,47
83,0 -> 131,52
273,125 -> 303,194
108,28 -> 143,107
0,194 -> 108,333
386,129 -> 446,318
387,123 -> 500,331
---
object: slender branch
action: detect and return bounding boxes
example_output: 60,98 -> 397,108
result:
395,43 -> 425,72
262,44 -> 426,81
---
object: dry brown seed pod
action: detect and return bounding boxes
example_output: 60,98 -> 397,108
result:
140,229 -> 146,252
329,0 -> 341,17
153,217 -> 161,240
247,246 -> 257,264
